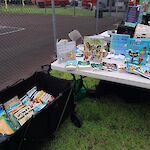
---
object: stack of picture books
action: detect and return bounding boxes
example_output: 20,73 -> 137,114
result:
20,86 -> 55,113
0,87 -> 55,142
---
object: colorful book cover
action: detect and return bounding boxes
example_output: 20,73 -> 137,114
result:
65,60 -> 78,71
126,38 -> 150,66
125,5 -> 144,27
110,34 -> 130,55
102,62 -> 118,71
14,105 -> 33,126
83,37 -> 107,62
126,62 -> 140,74
0,116 -> 14,135
134,24 -> 150,38
4,96 -> 22,113
135,65 -> 150,79
57,41 -> 76,63
0,105 -> 15,135
78,61 -> 91,69
26,86 -> 37,98
91,63 -> 103,70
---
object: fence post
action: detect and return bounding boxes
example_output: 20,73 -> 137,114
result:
51,0 -> 57,55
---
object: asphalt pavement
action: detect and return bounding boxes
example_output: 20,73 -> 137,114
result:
0,13 -> 123,90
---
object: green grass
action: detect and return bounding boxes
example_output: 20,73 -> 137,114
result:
0,5 -> 94,16
39,71 -> 150,150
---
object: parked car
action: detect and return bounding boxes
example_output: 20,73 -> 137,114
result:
31,0 -> 70,8
70,0 -> 78,6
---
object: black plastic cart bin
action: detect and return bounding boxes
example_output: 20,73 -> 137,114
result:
0,71 -> 76,150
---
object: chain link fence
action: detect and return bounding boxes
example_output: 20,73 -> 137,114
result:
0,0 -> 126,90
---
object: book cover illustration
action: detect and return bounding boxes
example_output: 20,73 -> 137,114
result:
126,62 -> 140,74
78,61 -> 91,69
4,96 -> 22,113
91,63 -> 103,70
65,60 -> 78,71
0,116 -> 14,135
0,105 -> 15,135
76,47 -> 83,57
126,38 -> 150,66
57,41 -> 76,63
125,5 -> 144,27
135,65 -> 150,79
134,24 -> 150,38
13,105 -> 33,126
102,62 -> 118,71
84,37 -> 107,62
21,88 -> 55,113
110,34 -> 130,55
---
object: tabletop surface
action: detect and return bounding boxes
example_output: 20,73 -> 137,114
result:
51,60 -> 150,90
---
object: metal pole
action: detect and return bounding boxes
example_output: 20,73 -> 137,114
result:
116,0 -> 118,18
73,0 -> 76,16
96,0 -> 100,33
51,0 -> 57,54
108,0 -> 112,16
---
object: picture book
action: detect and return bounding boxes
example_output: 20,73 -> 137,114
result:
83,36 -> 107,62
26,86 -> 37,98
110,34 -> 130,55
14,105 -> 33,126
91,63 -> 103,70
126,62 -> 150,80
78,61 -> 91,70
4,96 -> 22,113
20,88 -> 55,113
135,65 -> 150,79
65,60 -> 78,71
134,24 -> 150,39
20,95 -> 31,105
57,41 -> 76,63
102,62 -> 118,71
125,62 -> 140,74
126,38 -> 150,66
0,105 -> 15,135
0,116 -> 14,135
40,93 -> 54,104
125,5 -> 144,27
76,47 -> 84,58
8,113 -> 21,130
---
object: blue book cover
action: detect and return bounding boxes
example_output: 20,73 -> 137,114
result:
126,38 -> 150,66
65,60 -> 78,71
110,34 -> 130,55
135,65 -> 150,79
125,5 -> 144,27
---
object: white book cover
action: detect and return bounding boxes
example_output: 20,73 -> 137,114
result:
56,41 -> 76,63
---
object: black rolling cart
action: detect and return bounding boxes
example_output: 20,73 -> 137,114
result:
0,68 -> 81,150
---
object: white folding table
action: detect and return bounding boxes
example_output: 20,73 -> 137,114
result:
51,60 -> 150,90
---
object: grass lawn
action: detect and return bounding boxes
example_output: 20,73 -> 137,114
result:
38,71 -> 150,150
0,5 -> 94,16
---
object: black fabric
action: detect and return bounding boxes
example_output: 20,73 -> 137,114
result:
96,80 -> 150,103
117,25 -> 135,38
0,72 -> 74,149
